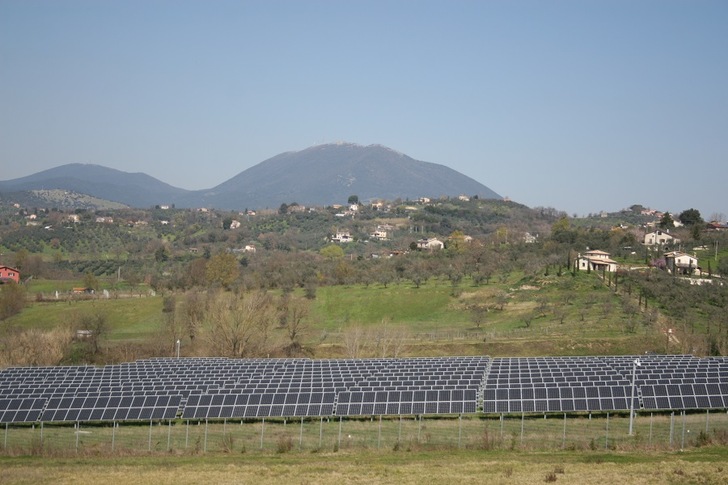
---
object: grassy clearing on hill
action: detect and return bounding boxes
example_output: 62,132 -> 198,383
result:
4,271 -> 666,360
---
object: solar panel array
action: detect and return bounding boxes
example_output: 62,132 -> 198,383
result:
482,355 -> 728,413
1,355 -> 727,424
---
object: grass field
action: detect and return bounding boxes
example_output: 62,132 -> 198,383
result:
4,271 -> 667,360
1,447 -> 727,485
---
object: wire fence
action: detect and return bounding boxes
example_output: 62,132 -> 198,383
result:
2,410 -> 727,456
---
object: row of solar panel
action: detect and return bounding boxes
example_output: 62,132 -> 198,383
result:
485,386 -> 631,401
482,398 -> 633,413
186,392 -> 336,407
643,396 -> 727,410
41,407 -> 178,422
338,389 -> 477,404
182,404 -> 336,419
336,401 -> 477,416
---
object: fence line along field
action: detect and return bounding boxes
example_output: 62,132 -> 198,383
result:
2,410 -> 728,456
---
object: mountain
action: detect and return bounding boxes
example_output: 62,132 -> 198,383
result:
0,164 -> 190,208
0,144 -> 502,210
179,143 -> 501,209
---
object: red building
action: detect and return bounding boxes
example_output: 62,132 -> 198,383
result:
0,266 -> 20,284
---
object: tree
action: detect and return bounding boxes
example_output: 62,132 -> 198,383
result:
348,195 -> 359,205
82,271 -> 99,292
320,244 -> 344,259
200,290 -> 279,357
78,309 -> 109,356
678,208 -> 704,227
154,245 -> 169,262
0,282 -> 27,320
280,297 -> 311,357
469,303 -> 489,328
659,212 -> 675,229
205,251 -> 240,289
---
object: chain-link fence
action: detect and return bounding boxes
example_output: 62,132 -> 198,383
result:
2,410 -> 727,456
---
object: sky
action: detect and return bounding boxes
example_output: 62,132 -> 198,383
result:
1,1 -> 727,218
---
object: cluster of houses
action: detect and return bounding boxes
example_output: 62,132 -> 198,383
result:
573,228 -> 703,277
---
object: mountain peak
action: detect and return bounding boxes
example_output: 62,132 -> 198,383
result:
0,144 -> 502,210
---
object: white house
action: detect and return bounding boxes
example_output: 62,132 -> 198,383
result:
575,250 -> 618,273
644,230 -> 679,248
664,251 -> 699,275
331,231 -> 353,243
417,238 -> 444,251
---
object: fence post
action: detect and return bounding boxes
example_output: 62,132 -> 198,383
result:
112,421 -> 116,452
76,422 -> 80,454
167,420 -> 172,451
649,413 -> 653,446
669,412 -> 674,447
338,416 -> 343,449
399,416 -> 403,444
377,415 -> 382,449
706,409 -> 710,434
458,414 -> 462,449
418,415 -> 422,442
299,417 -> 304,449
681,411 -> 686,450
500,414 -> 504,440
148,419 -> 152,452
520,412 -> 524,446
562,413 -> 566,449
185,420 -> 189,449
204,419 -> 208,453
605,413 -> 609,450
4,422 -> 7,450
319,417 -> 323,448
260,418 -> 264,450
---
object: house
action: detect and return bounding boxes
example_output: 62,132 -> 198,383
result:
229,220 -> 241,229
664,251 -> 699,275
644,230 -> 679,248
524,232 -> 538,244
416,238 -> 444,251
0,266 -> 20,284
331,231 -> 353,243
370,224 -> 393,241
575,250 -> 618,273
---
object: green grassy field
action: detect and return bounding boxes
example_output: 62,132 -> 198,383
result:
4,271 -> 666,359
1,447 -> 727,485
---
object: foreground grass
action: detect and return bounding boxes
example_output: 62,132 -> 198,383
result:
1,447 -> 727,485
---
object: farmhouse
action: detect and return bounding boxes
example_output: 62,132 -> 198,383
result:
644,230 -> 679,248
416,238 -> 444,251
664,251 -> 699,275
331,231 -> 353,243
0,265 -> 20,284
575,250 -> 618,273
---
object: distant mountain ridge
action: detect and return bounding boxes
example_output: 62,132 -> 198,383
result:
0,143 -> 502,210
0,164 -> 189,208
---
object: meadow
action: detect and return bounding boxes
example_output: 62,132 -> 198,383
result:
4,271 -> 666,360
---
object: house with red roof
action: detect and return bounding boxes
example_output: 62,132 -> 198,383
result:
0,266 -> 20,284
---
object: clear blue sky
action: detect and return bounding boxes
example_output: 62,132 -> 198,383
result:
2,1 -> 726,218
